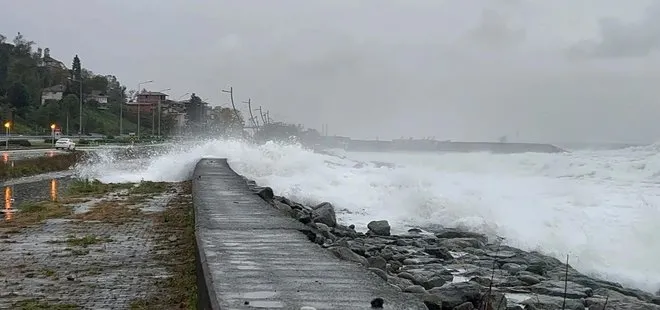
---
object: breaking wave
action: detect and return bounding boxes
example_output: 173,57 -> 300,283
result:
74,138 -> 660,293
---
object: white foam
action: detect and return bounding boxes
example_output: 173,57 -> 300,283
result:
74,138 -> 660,293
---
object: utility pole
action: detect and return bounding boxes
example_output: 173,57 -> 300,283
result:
257,106 -> 266,125
155,88 -> 170,137
242,98 -> 258,129
221,86 -> 242,130
136,80 -> 154,139
78,79 -> 82,138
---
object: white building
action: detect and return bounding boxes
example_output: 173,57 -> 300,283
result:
41,84 -> 66,105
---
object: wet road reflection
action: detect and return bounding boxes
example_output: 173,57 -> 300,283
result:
1,178 -> 69,221
4,186 -> 12,221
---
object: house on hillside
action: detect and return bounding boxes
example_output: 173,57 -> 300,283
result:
37,48 -> 68,70
41,84 -> 66,105
88,90 -> 109,110
87,90 -> 108,104
126,90 -> 168,113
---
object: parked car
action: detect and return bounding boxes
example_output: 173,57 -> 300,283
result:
54,138 -> 76,151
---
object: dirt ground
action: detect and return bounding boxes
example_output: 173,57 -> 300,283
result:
0,180 -> 196,310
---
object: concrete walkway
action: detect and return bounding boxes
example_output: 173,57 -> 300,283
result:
193,158 -> 427,310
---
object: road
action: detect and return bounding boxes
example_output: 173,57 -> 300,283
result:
0,146 -> 106,161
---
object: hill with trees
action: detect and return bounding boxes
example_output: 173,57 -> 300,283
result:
0,32 -> 139,135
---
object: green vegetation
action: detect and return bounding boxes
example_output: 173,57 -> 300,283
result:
130,181 -> 169,194
0,152 -> 83,180
0,32 -> 248,138
0,32 -> 138,136
66,178 -> 133,196
0,200 -> 72,228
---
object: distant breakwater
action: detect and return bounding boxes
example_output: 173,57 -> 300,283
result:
318,138 -> 567,154
245,180 -> 660,310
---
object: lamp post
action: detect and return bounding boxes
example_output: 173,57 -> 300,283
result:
176,93 -> 189,137
50,124 -> 56,148
136,80 -> 154,140
155,88 -> 170,137
3,122 -> 10,150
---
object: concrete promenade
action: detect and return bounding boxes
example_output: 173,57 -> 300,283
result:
192,158 -> 427,310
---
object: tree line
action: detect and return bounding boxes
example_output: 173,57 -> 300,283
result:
0,32 -> 244,137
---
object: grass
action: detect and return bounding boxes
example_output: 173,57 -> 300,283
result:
130,181 -> 170,195
66,179 -> 133,197
0,201 -> 72,228
129,181 -> 197,310
13,299 -> 79,310
0,152 -> 84,181
73,200 -> 142,223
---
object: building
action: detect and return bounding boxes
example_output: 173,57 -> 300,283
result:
126,91 -> 168,113
41,84 -> 66,105
87,90 -> 109,105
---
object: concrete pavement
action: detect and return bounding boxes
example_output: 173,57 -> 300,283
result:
192,158 -> 427,310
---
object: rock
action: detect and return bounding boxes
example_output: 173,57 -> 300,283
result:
528,280 -> 592,299
422,276 -> 449,290
501,263 -> 525,274
427,281 -> 482,309
525,261 -> 549,276
517,274 -> 541,285
295,210 -> 312,224
424,246 -> 453,260
273,200 -> 293,215
520,294 -> 585,310
435,229 -> 488,244
255,186 -> 274,201
387,275 -> 415,290
454,302 -> 475,310
408,228 -> 423,234
368,268 -> 388,281
439,238 -> 485,250
328,246 -> 368,267
398,272 -> 417,283
586,297 -> 660,310
367,256 -> 387,270
404,285 -> 427,294
315,223 -> 331,233
367,220 -> 391,236
311,202 -> 337,227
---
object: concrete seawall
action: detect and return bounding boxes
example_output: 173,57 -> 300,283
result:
192,158 -> 427,310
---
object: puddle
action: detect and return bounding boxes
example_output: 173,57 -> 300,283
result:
1,177 -> 72,221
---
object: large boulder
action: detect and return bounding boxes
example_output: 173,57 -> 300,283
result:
367,220 -> 391,236
311,202 -> 337,227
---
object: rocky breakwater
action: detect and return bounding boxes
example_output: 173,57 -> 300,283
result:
246,181 -> 659,310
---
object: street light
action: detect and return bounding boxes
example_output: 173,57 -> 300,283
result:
155,88 -> 171,137
3,122 -> 10,150
50,124 -> 56,148
134,80 -> 154,139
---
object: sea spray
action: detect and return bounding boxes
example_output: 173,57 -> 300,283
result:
75,138 -> 660,293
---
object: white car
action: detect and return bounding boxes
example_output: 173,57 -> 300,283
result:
55,138 -> 76,151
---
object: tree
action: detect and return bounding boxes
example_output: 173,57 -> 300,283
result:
72,55 -> 81,81
6,82 -> 30,116
209,107 -> 244,136
186,93 -> 203,123
12,32 -> 34,55
87,75 -> 108,93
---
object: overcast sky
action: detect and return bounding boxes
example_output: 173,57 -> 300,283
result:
2,0 -> 660,143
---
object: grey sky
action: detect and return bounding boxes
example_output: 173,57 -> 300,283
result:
1,0 -> 659,143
